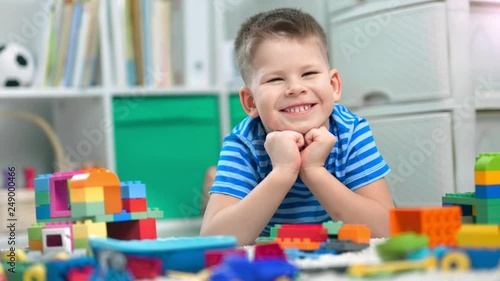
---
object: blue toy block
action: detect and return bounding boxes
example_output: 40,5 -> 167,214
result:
114,210 -> 132,222
464,248 -> 500,269
120,181 -> 147,199
35,204 -> 51,220
476,184 -> 500,199
34,174 -> 53,192
45,256 -> 97,281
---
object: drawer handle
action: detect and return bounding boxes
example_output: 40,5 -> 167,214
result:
362,91 -> 390,106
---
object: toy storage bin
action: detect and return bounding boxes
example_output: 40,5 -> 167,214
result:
330,2 -> 450,107
113,95 -> 221,219
367,112 -> 455,207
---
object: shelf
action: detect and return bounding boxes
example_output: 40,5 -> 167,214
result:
349,98 -> 455,118
0,87 -> 104,100
111,86 -> 221,97
475,91 -> 500,110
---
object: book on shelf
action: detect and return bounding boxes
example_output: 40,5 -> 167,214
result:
112,0 -> 174,88
37,0 -> 100,88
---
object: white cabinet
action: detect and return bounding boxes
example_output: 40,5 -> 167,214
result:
329,0 -> 496,206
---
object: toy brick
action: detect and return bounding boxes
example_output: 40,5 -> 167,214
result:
269,224 -> 282,238
93,214 -> 115,223
35,191 -> 50,206
34,174 -> 52,192
323,221 -> 344,237
442,193 -> 477,205
324,240 -> 369,253
50,171 -> 80,218
28,240 -> 43,251
72,220 -> 107,239
114,210 -> 132,222
205,249 -> 247,267
73,238 -> 89,249
42,226 -> 73,254
475,171 -> 500,185
103,185 -> 122,214
147,207 -> 164,219
130,212 -> 148,220
475,153 -> 500,171
254,242 -> 286,261
122,198 -> 147,212
36,204 -> 51,221
475,185 -> 500,199
44,221 -> 74,229
277,224 -> 328,242
107,218 -> 157,240
71,201 -> 105,218
28,223 -> 45,241
457,224 -> 500,248
255,237 -> 277,244
275,237 -> 321,251
462,216 -> 475,224
69,186 -> 104,203
338,224 -> 371,244
474,198 -> 500,207
120,181 -> 147,199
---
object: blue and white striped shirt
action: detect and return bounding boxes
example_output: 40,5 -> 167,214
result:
210,104 -> 390,235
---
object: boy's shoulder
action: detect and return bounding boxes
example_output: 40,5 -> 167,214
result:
332,103 -> 365,132
228,116 -> 266,142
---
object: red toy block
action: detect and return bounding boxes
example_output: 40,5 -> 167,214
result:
205,248 -> 246,268
24,166 -> 35,188
122,198 -> 147,212
68,265 -> 94,281
277,224 -> 328,242
254,242 -> 286,261
107,218 -> 157,240
127,255 -> 162,279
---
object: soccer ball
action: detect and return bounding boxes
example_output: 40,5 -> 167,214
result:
0,42 -> 35,87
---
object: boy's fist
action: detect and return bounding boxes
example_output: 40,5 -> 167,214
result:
300,126 -> 336,171
265,130 -> 304,175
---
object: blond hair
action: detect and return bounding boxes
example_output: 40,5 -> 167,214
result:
234,8 -> 329,85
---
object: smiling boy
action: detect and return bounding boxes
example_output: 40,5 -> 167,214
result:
200,8 -> 394,246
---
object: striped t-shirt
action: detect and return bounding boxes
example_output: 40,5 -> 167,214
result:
210,103 -> 390,235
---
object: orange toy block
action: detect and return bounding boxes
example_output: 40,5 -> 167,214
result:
28,240 -> 43,251
274,237 -> 321,251
390,206 -> 461,247
475,171 -> 500,185
338,224 -> 371,244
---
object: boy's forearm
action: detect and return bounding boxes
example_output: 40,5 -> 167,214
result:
300,168 -> 390,237
200,168 -> 297,246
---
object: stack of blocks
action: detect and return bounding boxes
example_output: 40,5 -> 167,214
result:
28,168 -> 163,255
442,153 -> 500,224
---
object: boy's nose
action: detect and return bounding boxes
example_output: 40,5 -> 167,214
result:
285,82 -> 307,96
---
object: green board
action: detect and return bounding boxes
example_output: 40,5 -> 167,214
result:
229,93 -> 248,128
113,96 -> 221,219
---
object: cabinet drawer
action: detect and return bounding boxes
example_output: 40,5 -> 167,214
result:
367,112 -> 454,206
476,111 -> 500,154
330,3 -> 450,107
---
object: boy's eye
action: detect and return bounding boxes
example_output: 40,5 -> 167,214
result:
303,71 -> 318,77
267,77 -> 283,83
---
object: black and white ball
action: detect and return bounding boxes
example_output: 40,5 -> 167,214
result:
0,42 -> 35,87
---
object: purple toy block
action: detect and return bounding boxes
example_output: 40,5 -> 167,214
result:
49,171 -> 81,218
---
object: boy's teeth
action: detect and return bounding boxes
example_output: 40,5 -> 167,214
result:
285,104 -> 311,113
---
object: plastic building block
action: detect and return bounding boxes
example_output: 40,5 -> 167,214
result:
269,224 -> 281,239
50,171 -> 81,218
42,226 -> 73,254
35,191 -> 50,206
71,201 -> 106,218
122,198 -> 147,212
376,232 -> 429,261
390,206 -> 461,247
324,240 -> 369,254
338,224 -> 371,244
442,193 -> 476,205
36,205 -> 51,220
72,220 -> 107,240
475,171 -> 500,186
45,256 -> 97,281
348,257 -> 437,278
254,243 -> 286,261
28,240 -> 43,252
126,255 -> 163,279
69,186 -> 105,203
274,237 -> 321,251
68,265 -> 95,281
475,184 -> 500,199
93,214 -> 115,223
475,153 -> 500,171
277,224 -> 328,242
130,212 -> 148,220
24,166 -> 35,188
457,224 -> 500,248
205,248 -> 247,267
113,210 -> 132,222
73,238 -> 90,250
34,174 -> 52,192
107,218 -> 157,240
120,181 -> 147,199
89,236 -> 238,273
323,220 -> 344,237
147,207 -> 164,219
28,223 -> 46,241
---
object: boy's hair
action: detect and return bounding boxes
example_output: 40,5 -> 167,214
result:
234,8 -> 329,85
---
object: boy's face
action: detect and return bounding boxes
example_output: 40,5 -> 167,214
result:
240,37 -> 341,134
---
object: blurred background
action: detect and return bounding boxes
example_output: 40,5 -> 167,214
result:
0,0 -> 498,232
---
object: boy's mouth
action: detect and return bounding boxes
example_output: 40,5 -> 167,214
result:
281,104 -> 314,113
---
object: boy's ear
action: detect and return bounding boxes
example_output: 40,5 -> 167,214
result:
240,86 -> 259,118
330,69 -> 342,102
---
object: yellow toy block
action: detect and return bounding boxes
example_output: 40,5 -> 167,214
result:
457,224 -> 500,248
475,171 -> 500,185
69,186 -> 104,203
72,220 -> 107,239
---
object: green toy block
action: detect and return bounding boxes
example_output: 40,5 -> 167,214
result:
323,220 -> 344,236
269,224 -> 282,239
34,191 -> 50,206
147,207 -> 164,219
442,192 -> 476,205
71,201 -> 105,218
376,232 -> 429,262
27,223 -> 46,241
73,238 -> 89,249
131,212 -> 148,220
93,214 -> 115,223
255,237 -> 276,244
475,153 -> 500,171
474,198 -> 500,207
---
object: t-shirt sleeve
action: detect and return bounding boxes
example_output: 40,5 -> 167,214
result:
209,135 -> 259,199
344,118 -> 390,190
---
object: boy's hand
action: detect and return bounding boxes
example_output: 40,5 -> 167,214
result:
300,126 -> 336,173
265,130 -> 304,175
